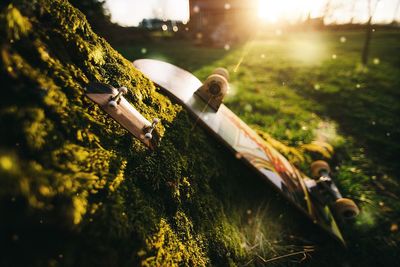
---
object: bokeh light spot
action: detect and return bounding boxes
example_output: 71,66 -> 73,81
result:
0,156 -> 13,171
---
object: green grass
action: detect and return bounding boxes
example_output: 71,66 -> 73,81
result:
117,29 -> 400,265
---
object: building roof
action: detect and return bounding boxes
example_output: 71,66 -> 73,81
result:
190,0 -> 258,10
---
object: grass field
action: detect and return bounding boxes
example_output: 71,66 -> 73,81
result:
116,30 -> 400,265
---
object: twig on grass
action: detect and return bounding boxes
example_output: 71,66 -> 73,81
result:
255,247 -> 315,265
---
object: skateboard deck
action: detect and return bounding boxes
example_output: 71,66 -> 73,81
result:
133,59 -> 345,244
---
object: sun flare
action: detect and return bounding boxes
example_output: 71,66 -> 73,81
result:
258,0 -> 282,23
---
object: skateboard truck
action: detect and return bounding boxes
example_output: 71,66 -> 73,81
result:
144,118 -> 159,139
307,160 -> 360,220
106,86 -> 160,140
106,85 -> 160,141
195,68 -> 229,111
86,82 -> 160,149
106,86 -> 159,140
108,86 -> 128,108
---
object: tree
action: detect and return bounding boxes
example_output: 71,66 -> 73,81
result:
361,0 -> 380,66
349,0 -> 357,24
393,0 -> 400,23
322,0 -> 333,22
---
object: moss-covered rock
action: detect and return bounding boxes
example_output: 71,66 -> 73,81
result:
0,1 -> 303,266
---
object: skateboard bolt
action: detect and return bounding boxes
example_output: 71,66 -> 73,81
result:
108,86 -> 128,108
144,118 -> 159,139
208,82 -> 221,96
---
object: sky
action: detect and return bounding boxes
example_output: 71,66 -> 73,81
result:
105,0 -> 400,26
105,0 -> 189,26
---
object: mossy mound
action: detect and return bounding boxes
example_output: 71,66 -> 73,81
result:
0,1 -> 306,266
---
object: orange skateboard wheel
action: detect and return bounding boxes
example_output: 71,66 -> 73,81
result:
311,160 -> 331,179
335,198 -> 360,219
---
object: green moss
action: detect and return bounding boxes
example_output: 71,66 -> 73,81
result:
4,4 -> 31,40
141,211 -> 208,266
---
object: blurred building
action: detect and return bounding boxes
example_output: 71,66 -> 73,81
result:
139,19 -> 165,30
139,19 -> 183,32
189,0 -> 258,45
303,15 -> 324,30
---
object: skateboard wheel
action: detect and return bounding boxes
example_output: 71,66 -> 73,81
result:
108,100 -> 118,108
145,132 -> 152,139
334,198 -> 360,219
212,67 -> 229,80
118,86 -> 128,94
152,118 -> 160,124
204,74 -> 228,97
311,160 -> 331,178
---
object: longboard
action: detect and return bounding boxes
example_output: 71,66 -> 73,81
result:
133,59 -> 359,244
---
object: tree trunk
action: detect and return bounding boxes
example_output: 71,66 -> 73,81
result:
393,0 -> 400,23
361,16 -> 373,66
